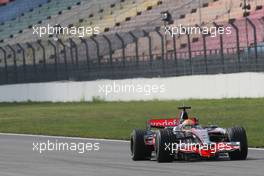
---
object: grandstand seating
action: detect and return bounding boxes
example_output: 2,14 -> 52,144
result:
174,8 -> 264,54
0,0 -> 165,68
0,0 -> 264,84
1,0 -> 161,45
110,0 -> 264,59
0,0 -> 82,43
0,0 -> 48,23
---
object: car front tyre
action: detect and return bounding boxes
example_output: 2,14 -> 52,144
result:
156,129 -> 175,162
227,126 -> 248,160
130,129 -> 151,161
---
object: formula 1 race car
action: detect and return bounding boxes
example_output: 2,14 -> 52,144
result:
130,106 -> 248,162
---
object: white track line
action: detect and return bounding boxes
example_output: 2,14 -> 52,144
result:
0,133 -> 263,150
0,133 -> 129,143
248,148 -> 264,151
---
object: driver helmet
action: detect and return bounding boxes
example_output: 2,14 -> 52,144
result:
182,119 -> 195,127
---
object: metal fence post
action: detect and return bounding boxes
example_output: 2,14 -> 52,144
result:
102,35 -> 113,67
173,34 -> 177,65
213,22 -> 225,73
27,43 -> 37,80
7,45 -> 17,83
69,39 -> 74,65
129,31 -> 139,66
70,38 -> 79,70
219,32 -> 225,73
103,35 -> 113,78
17,44 -> 26,82
58,39 -> 68,79
202,34 -> 208,74
0,47 -> 8,83
80,38 -> 90,71
142,30 -> 152,66
48,40 -> 58,80
186,34 -> 192,61
37,40 -> 47,74
186,33 -> 193,74
155,27 -> 165,74
230,21 -> 241,72
115,33 -> 126,67
91,36 -> 101,67
246,18 -> 258,70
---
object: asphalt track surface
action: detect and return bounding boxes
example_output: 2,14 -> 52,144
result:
0,134 -> 263,176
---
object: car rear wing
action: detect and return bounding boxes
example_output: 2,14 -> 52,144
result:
147,118 -> 199,129
147,118 -> 180,128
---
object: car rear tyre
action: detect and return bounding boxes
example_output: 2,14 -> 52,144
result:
227,126 -> 248,160
156,129 -> 176,162
130,129 -> 152,161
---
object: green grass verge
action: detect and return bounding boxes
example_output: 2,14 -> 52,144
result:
0,98 -> 263,147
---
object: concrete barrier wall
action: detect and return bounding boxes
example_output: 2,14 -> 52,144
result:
0,72 -> 264,102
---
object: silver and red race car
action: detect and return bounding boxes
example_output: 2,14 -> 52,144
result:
130,106 -> 248,162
